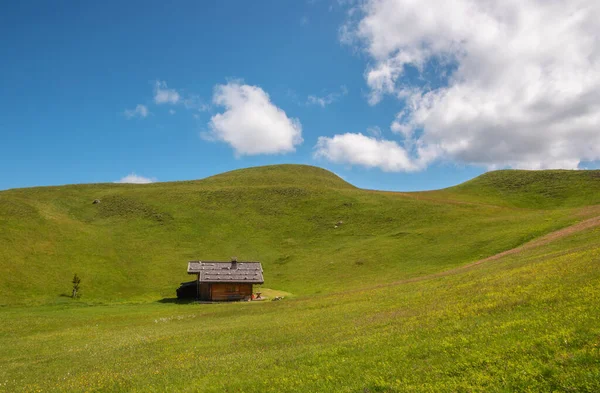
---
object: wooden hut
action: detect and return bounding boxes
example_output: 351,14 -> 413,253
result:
186,258 -> 264,301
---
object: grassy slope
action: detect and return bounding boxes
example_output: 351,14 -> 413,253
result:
417,169 -> 600,209
1,165 -> 600,391
0,223 -> 598,392
1,165 -> 597,305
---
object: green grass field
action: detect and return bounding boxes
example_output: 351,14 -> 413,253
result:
1,165 -> 599,392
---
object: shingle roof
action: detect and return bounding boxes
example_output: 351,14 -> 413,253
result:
187,261 -> 264,284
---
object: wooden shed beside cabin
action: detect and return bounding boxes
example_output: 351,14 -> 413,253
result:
186,259 -> 264,301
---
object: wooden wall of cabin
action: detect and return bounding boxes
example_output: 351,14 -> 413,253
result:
210,283 -> 252,301
199,283 -> 211,301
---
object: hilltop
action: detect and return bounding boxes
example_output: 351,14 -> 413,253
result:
419,169 -> 600,208
198,164 -> 355,189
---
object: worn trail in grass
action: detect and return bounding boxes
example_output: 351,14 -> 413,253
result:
326,212 -> 600,297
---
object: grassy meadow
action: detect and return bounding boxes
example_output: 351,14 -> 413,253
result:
1,165 -> 599,392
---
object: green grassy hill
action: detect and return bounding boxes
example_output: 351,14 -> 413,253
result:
418,169 -> 600,208
1,164 -> 599,392
1,164 -> 595,305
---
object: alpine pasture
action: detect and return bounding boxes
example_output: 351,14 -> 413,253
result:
1,165 -> 599,392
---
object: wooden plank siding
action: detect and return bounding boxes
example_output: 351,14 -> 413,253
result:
199,283 -> 211,301
210,283 -> 252,301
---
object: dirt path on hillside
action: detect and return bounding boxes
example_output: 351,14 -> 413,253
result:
460,215 -> 600,267
335,214 -> 600,296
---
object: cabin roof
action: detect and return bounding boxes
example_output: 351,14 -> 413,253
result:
187,261 -> 264,284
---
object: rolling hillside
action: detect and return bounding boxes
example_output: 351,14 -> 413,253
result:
418,169 -> 600,209
1,165 -> 597,305
1,165 -> 599,392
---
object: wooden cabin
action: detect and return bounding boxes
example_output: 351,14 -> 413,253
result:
186,259 -> 264,301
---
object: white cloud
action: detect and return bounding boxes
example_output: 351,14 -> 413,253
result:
307,95 -> 333,108
307,85 -> 349,107
342,0 -> 600,170
183,95 -> 211,112
124,104 -> 149,119
314,133 -> 424,172
207,81 -> 303,155
115,173 -> 156,184
366,125 -> 382,138
154,80 -> 180,105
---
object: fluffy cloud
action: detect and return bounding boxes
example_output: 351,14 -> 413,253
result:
314,133 -> 424,172
116,173 -> 156,184
307,85 -> 349,107
341,0 -> 600,170
207,81 -> 303,155
124,104 -> 149,119
154,81 -> 180,105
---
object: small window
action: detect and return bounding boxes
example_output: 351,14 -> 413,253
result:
225,285 -> 239,293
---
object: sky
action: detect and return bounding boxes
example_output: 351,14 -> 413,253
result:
1,0 -> 599,192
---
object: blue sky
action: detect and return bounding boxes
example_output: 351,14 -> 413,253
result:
1,1 -> 598,191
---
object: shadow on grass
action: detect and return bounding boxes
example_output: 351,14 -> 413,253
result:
58,293 -> 83,299
157,297 -> 198,304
